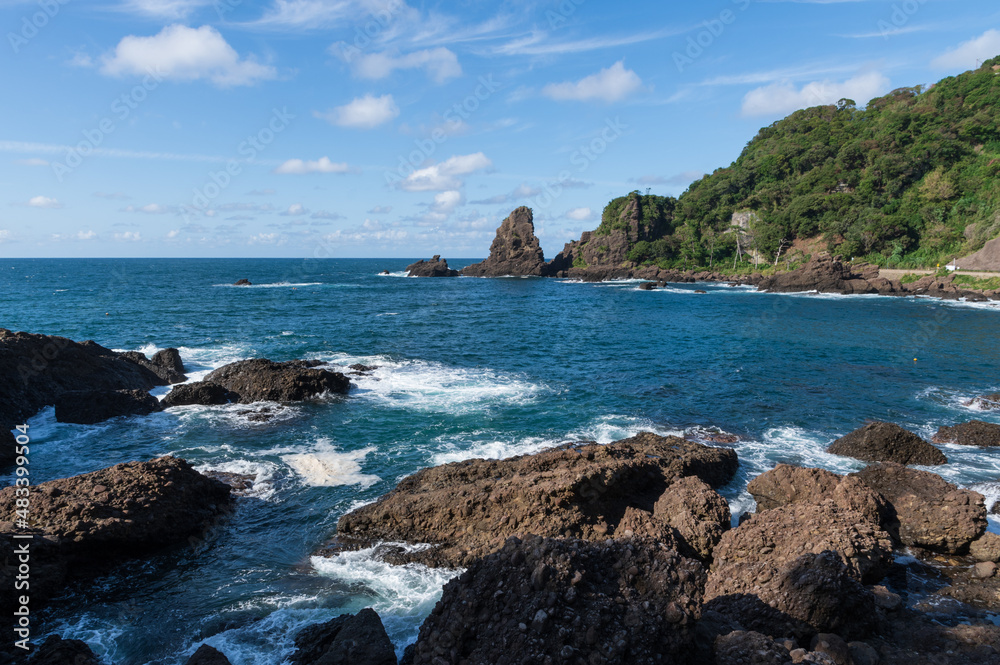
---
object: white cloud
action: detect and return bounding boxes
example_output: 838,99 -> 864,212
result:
347,48 -> 461,84
632,172 -> 705,187
542,61 -> 642,103
565,207 -> 593,221
398,152 -> 493,192
931,30 -> 1000,71
76,230 -> 98,241
101,25 -> 277,87
0,230 -> 10,243
274,157 -> 351,174
315,94 -> 400,129
369,205 -> 392,214
741,71 -> 891,117
249,232 -> 283,244
432,190 -> 465,214
167,229 -> 181,238
493,29 -> 678,57
27,196 -> 62,209
311,210 -> 343,220
281,203 -> 308,216
124,203 -> 173,214
15,158 -> 48,167
115,231 -> 142,242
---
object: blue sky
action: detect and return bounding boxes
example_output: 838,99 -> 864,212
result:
1,0 -> 998,258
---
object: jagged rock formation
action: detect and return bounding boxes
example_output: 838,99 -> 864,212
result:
163,381 -> 240,408
406,255 -> 459,277
462,207 -> 549,276
329,432 -> 738,567
120,349 -> 187,384
291,608 -> 397,665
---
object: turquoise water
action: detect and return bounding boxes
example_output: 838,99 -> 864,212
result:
1,258 -> 999,664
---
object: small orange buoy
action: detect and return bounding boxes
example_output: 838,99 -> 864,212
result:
106,312 -> 110,316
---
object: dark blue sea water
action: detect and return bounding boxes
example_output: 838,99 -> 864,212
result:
1,259 -> 998,664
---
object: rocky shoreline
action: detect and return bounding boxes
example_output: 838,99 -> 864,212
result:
3,329 -> 1000,664
406,207 -> 1000,303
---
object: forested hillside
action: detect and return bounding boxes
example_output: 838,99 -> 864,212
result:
584,55 -> 1000,271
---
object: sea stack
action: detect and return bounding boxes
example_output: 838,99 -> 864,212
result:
461,206 -> 549,277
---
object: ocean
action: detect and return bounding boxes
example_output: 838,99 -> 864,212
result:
1,258 -> 998,664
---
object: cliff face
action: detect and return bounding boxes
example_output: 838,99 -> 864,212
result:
548,192 -> 675,275
461,207 -> 549,277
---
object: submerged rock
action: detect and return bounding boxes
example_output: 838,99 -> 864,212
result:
54,388 -> 162,424
332,432 -> 738,567
291,608 -> 397,665
405,255 -> 459,277
204,359 -> 350,403
827,421 -> 947,466
0,328 -> 167,430
163,381 -> 239,408
461,207 -> 549,277
932,420 -> 1000,447
0,456 -> 232,607
853,462 -> 987,553
234,279 -> 252,286
407,535 -> 705,665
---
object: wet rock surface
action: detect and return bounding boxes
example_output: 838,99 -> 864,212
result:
966,393 -> 1000,410
204,359 -> 350,403
932,420 -> 1000,447
120,349 -> 187,384
0,328 -> 166,430
461,207 -> 549,277
163,381 -> 240,407
185,645 -> 233,665
853,463 -> 987,553
291,608 -> 397,665
827,422 -> 947,466
405,256 -> 460,277
407,535 -> 705,665
332,432 -> 738,567
22,636 -> 101,665
54,388 -> 162,424
0,456 -> 232,607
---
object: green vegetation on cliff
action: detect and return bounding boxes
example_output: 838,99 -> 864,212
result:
596,56 -> 1000,271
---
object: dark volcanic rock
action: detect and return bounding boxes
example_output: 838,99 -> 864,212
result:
24,636 -> 101,665
332,432 -> 738,567
405,255 -> 459,277
291,608 -> 397,665
756,253 -> 899,296
933,420 -> 1000,447
407,535 -> 705,665
54,388 -> 162,424
204,359 -> 350,403
163,381 -> 239,408
185,645 -> 232,665
966,393 -> 1000,410
462,207 -> 549,277
234,279 -> 252,286
714,631 -> 792,665
0,456 -> 232,607
153,348 -> 186,374
120,349 -> 186,384
854,463 -> 987,553
0,328 -> 167,431
706,551 -> 879,642
711,501 -> 894,583
827,421 -> 947,466
747,464 -> 891,528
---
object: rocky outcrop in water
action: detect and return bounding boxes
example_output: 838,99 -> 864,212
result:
0,329 -> 166,432
756,254 -> 897,295
185,645 -> 232,665
933,420 -> 1000,447
461,207 -> 549,277
0,456 -> 232,607
234,279 -> 252,286
854,462 -> 987,553
54,388 -> 163,424
21,636 -> 101,665
967,393 -> 1000,410
163,381 -> 240,408
331,432 -> 738,567
827,421 -> 947,465
405,535 -> 705,665
405,256 -> 460,277
204,359 -> 350,403
121,349 -> 187,385
292,608 -> 397,665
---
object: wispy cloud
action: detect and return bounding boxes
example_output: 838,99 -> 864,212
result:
274,157 -> 351,174
338,47 -> 462,84
931,29 -> 1000,70
492,28 -> 680,57
315,94 -> 400,129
